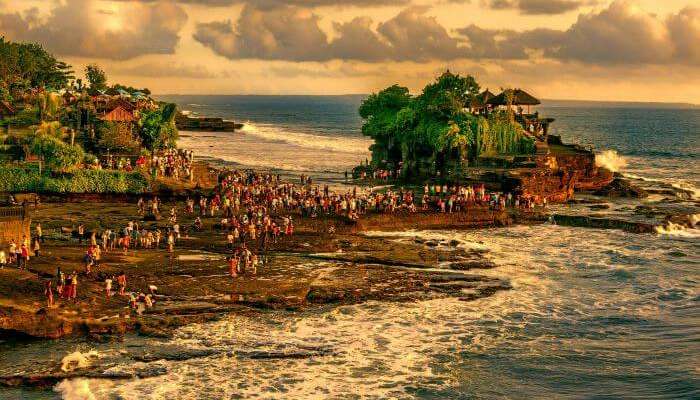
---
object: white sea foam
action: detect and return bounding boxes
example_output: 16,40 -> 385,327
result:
71,226 -> 699,399
54,378 -> 96,400
178,125 -> 370,174
240,122 -> 372,156
655,220 -> 700,238
61,350 -> 99,372
596,149 -> 628,172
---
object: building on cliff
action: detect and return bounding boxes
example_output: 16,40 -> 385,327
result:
0,205 -> 31,248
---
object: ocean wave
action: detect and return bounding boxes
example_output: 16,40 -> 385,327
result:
655,221 -> 700,238
622,173 -> 700,200
595,150 -> 628,172
61,350 -> 100,373
239,122 -> 372,155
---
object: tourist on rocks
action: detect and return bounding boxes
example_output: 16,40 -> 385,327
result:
18,243 -> 29,269
167,230 -> 175,253
117,272 -> 127,296
33,237 -> 41,257
228,255 -> 238,277
8,239 -> 17,265
68,272 -> 78,301
35,223 -> 43,243
105,276 -> 113,298
44,280 -> 54,307
226,231 -> 235,250
56,267 -> 64,296
118,234 -> 128,255
77,224 -> 85,244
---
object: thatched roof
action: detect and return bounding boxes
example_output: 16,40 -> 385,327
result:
471,89 -> 496,108
487,89 -> 540,106
101,106 -> 136,122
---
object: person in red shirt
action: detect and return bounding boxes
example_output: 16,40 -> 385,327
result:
19,244 -> 29,269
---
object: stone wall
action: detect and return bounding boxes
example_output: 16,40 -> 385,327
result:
0,206 -> 31,247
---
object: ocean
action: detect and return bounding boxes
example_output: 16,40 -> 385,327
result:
1,95 -> 698,399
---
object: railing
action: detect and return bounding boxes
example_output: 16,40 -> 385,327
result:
0,205 -> 28,220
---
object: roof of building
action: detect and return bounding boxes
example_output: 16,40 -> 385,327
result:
471,89 -> 496,108
487,89 -> 541,106
101,106 -> 136,122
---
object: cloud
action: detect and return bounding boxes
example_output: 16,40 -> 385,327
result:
667,7 -> 700,65
547,0 -> 674,64
467,0 -> 700,66
0,0 -> 187,60
114,0 -> 409,8
110,62 -> 224,78
194,5 -> 469,62
484,0 -> 593,15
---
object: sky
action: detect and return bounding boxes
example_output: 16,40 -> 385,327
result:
1,0 -> 700,103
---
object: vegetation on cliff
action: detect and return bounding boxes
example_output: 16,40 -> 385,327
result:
0,167 -> 149,194
359,71 -> 535,178
0,38 -> 180,193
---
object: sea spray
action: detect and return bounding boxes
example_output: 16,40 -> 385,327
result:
54,378 -> 96,400
655,219 -> 700,238
596,150 -> 628,172
61,350 -> 100,372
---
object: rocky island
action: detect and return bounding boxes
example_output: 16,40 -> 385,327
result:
175,111 -> 243,133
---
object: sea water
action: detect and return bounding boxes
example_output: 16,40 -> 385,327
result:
1,96 -> 698,399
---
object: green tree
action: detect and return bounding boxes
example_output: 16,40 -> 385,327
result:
139,103 -> 178,151
0,37 -> 73,99
85,64 -> 107,94
358,70 -> 534,178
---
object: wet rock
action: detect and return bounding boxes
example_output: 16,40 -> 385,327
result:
593,178 -> 648,198
552,214 -> 655,233
448,260 -> 497,270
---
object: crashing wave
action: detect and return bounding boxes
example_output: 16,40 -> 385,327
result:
61,350 -> 100,373
596,150 -> 628,172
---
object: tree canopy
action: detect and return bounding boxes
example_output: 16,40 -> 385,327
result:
85,64 -> 108,94
359,71 -> 535,178
0,37 -> 74,101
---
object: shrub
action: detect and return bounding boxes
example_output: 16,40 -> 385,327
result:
30,135 -> 84,169
0,166 -> 150,194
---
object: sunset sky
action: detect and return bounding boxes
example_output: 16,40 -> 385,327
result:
1,0 -> 699,103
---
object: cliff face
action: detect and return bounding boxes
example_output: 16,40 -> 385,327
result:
516,149 -> 614,202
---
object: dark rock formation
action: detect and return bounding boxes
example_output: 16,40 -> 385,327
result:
594,178 -> 648,198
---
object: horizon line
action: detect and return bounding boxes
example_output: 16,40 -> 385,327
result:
153,93 -> 699,107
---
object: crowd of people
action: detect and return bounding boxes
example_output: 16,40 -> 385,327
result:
5,166 -> 551,313
90,149 -> 194,182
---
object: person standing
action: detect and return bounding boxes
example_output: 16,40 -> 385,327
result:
117,272 -> 127,296
105,276 -> 113,299
19,243 -> 29,269
78,224 -> 85,244
33,237 -> 41,257
44,280 -> 54,307
35,224 -> 43,243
